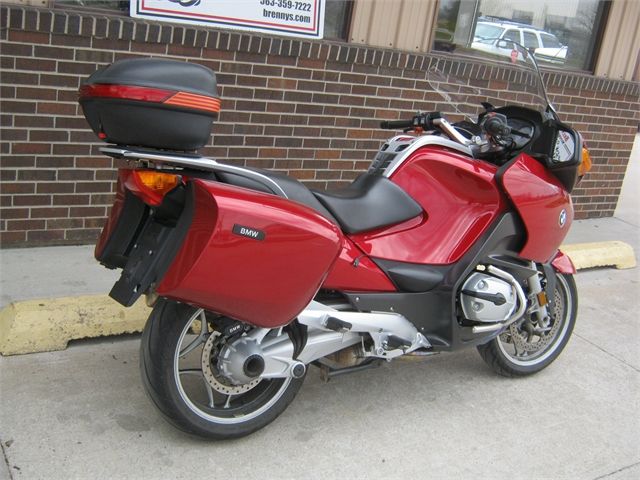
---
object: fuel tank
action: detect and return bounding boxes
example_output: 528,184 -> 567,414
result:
349,146 -> 507,265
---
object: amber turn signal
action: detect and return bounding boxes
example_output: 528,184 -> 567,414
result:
134,170 -> 180,193
125,170 -> 181,206
578,147 -> 592,177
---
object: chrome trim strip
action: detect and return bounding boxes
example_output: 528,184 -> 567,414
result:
100,146 -> 289,198
382,135 -> 473,178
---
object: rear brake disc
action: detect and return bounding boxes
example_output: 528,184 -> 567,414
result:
201,332 -> 261,395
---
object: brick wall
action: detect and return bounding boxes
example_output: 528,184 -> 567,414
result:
1,5 -> 639,247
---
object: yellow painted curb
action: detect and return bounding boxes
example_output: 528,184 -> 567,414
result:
0,295 -> 151,356
561,241 -> 636,270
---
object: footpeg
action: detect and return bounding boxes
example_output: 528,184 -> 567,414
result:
324,317 -> 352,333
383,335 -> 412,350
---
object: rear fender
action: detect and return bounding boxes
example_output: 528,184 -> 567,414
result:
95,169 -> 147,268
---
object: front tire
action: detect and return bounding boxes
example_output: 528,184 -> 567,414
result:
140,299 -> 305,439
477,272 -> 577,377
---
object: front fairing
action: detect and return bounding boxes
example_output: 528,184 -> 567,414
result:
499,153 -> 574,263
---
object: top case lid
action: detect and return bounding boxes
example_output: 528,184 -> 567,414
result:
83,58 -> 218,98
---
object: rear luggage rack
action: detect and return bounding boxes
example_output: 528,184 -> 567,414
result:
101,146 -> 288,199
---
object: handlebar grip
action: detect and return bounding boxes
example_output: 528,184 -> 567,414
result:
380,119 -> 414,130
482,112 -> 511,137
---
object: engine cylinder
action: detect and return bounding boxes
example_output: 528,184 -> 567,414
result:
460,272 -> 516,323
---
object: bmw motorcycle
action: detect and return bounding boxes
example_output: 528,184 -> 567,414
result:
79,43 -> 592,439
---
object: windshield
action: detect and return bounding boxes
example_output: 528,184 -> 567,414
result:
474,24 -> 504,43
425,43 -> 552,123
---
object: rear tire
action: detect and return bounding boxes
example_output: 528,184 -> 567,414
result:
140,299 -> 305,439
477,273 -> 577,377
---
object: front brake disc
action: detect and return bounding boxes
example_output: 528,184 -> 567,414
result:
509,288 -> 563,353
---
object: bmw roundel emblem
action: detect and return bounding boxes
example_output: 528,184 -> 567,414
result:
559,209 -> 567,228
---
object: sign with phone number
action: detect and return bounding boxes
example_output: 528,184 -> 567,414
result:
131,0 -> 325,39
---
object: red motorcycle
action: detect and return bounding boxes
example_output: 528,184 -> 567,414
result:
79,44 -> 591,439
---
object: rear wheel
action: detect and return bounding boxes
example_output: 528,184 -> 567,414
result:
477,272 -> 577,377
140,299 -> 305,439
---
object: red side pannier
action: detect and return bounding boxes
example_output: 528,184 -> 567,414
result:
79,58 -> 219,151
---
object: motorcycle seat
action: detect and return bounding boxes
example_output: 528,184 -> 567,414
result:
216,169 -> 422,236
214,169 -> 339,225
311,173 -> 423,235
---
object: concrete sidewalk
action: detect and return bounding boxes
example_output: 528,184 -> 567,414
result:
1,229 -> 639,480
0,236 -> 638,480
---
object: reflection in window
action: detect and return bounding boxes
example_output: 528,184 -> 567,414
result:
433,0 -> 608,71
55,0 -> 129,13
522,31 -> 538,49
324,0 -> 354,40
503,29 -> 520,43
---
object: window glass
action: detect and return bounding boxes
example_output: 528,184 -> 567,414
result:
540,33 -> 562,48
503,30 -> 520,43
55,0 -> 128,13
522,31 -> 539,49
324,0 -> 353,40
474,23 -> 504,42
433,0 -> 608,71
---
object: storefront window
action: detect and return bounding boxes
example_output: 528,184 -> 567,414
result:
55,1 -> 129,13
433,0 -> 609,71
324,0 -> 353,40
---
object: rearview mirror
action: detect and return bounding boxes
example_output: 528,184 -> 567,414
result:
552,129 -> 577,163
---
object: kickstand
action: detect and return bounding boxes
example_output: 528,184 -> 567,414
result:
318,359 -> 382,383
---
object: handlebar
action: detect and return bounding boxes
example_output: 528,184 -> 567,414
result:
481,112 -> 511,138
379,107 -> 531,155
380,111 -> 473,147
380,112 -> 442,131
380,119 -> 414,130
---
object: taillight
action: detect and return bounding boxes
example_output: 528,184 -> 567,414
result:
78,84 -> 221,114
125,170 -> 181,206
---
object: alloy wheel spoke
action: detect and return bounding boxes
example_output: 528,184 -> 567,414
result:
513,341 -> 524,357
179,309 -> 207,357
202,376 -> 215,408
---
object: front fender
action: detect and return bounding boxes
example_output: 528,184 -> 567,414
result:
551,250 -> 576,274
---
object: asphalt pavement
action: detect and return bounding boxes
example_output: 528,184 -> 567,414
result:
0,136 -> 638,479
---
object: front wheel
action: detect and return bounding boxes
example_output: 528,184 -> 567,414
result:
140,300 -> 305,439
477,272 -> 577,377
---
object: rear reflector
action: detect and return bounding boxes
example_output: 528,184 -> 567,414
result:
164,91 -> 221,112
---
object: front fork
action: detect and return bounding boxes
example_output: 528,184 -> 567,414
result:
527,261 -> 552,329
